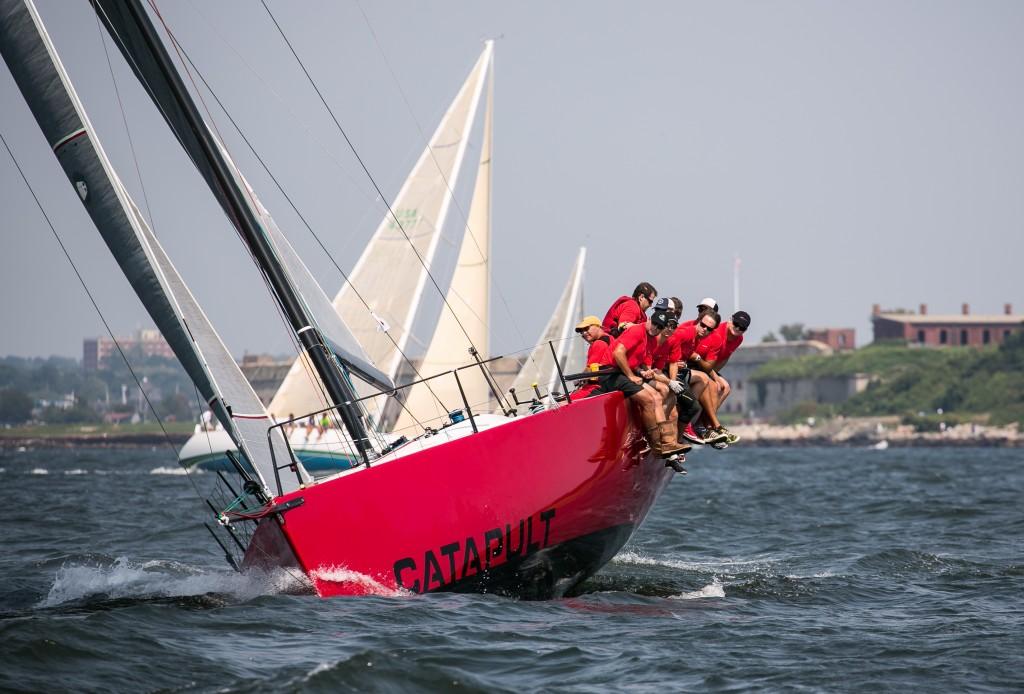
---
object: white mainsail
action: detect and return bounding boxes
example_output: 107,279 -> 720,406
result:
0,0 -> 302,495
508,248 -> 588,401
269,42 -> 494,422
391,53 -> 494,433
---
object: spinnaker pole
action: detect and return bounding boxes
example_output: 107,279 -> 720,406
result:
93,0 -> 371,461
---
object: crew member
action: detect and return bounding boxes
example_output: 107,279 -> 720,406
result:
573,315 -> 613,398
690,310 -> 751,446
602,282 -> 656,336
604,311 -> 689,464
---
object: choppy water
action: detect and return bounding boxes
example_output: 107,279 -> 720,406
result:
1,445 -> 1021,692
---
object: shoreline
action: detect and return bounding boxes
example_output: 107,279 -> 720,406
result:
729,419 -> 1022,448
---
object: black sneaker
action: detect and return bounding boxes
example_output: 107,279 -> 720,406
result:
665,454 -> 687,474
710,441 -> 729,450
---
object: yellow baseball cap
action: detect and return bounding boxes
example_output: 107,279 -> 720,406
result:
574,315 -> 602,333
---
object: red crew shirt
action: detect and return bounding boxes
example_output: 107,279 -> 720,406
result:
699,323 -> 744,364
674,323 -> 700,363
612,323 -> 650,371
651,330 -> 684,370
586,336 -> 614,369
602,296 -> 645,334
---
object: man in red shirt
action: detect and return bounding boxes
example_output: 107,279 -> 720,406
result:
603,311 -> 689,467
673,310 -> 729,445
690,310 -> 751,445
572,316 -> 613,398
602,282 -> 657,337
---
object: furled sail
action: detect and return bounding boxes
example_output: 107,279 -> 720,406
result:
0,0 -> 300,494
269,42 -> 494,421
391,51 -> 494,432
508,248 -> 588,401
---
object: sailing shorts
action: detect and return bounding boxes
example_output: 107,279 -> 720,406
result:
598,371 -> 645,398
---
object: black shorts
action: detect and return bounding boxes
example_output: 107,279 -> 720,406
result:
598,371 -> 645,397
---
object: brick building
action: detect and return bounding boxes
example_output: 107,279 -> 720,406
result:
83,329 -> 176,370
871,303 -> 1022,347
805,327 -> 856,351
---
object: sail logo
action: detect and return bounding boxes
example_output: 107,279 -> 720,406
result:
75,179 -> 88,201
393,508 -> 556,593
385,208 -> 418,231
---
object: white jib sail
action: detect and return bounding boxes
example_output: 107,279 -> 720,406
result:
391,51 -> 494,433
269,42 -> 494,422
508,248 -> 588,401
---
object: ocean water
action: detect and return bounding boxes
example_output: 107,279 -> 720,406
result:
1,445 -> 1021,692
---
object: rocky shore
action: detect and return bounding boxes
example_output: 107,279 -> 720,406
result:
730,417 -> 1022,447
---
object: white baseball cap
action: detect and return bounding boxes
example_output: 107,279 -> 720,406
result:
697,297 -> 719,312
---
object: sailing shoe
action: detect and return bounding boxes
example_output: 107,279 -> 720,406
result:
703,427 -> 730,445
664,454 -> 688,474
681,422 -> 705,446
717,426 -> 741,444
710,441 -> 729,450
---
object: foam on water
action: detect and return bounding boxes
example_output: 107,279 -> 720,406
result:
310,565 -> 411,598
39,557 -> 305,608
30,468 -> 48,475
149,466 -> 200,476
613,549 -> 775,573
672,580 -> 726,600
64,468 -> 88,475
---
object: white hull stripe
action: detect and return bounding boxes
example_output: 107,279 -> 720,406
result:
231,413 -> 270,420
52,127 -> 87,151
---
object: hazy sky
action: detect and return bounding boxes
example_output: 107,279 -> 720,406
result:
1,0 -> 1022,361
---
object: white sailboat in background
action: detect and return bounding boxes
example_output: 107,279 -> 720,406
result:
507,248 -> 588,404
390,59 -> 494,435
181,41 -> 495,470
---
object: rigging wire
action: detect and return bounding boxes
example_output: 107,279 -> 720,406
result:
352,3 -> 535,355
0,128 -> 187,471
153,14 -> 453,425
258,0 -> 484,361
149,0 -> 450,433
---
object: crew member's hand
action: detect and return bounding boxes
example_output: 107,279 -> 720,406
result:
668,380 -> 684,394
619,322 -> 634,331
629,374 -> 643,385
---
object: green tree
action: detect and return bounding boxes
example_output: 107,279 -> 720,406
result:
761,331 -> 780,343
778,323 -> 808,341
0,388 -> 33,423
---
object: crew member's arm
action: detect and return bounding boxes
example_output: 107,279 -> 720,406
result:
688,353 -> 723,384
613,343 -> 642,385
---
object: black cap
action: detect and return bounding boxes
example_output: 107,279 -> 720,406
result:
651,311 -> 671,329
732,310 -> 751,330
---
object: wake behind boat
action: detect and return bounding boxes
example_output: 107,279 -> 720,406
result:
1,0 -> 677,598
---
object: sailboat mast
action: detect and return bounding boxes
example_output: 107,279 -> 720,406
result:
97,0 -> 371,461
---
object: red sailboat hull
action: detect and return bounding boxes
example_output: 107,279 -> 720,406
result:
243,392 -> 674,598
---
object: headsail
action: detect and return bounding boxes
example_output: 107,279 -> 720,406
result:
508,248 -> 587,401
391,49 -> 494,432
269,42 -> 494,422
0,0 -> 299,494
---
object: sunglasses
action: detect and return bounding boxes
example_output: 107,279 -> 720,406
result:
735,324 -> 748,333
698,322 -> 716,331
